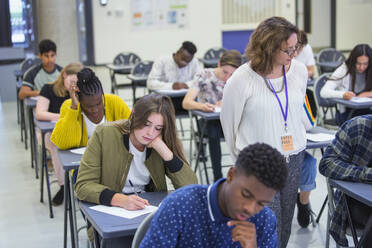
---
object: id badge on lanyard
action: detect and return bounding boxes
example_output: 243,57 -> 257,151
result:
266,66 -> 294,160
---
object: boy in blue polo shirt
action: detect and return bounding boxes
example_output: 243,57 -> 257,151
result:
140,143 -> 288,248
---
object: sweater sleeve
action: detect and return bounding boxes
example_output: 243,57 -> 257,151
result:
220,72 -> 249,161
50,99 -> 84,150
147,58 -> 173,90
320,65 -> 349,99
111,94 -> 131,120
165,156 -> 198,189
75,125 -> 112,204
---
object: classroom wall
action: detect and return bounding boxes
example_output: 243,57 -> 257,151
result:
36,0 -> 79,66
336,0 -> 372,50
92,0 -> 222,64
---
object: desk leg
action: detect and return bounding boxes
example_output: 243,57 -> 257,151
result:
28,107 -> 34,169
64,171 -> 68,248
24,106 -> 29,150
40,132 -> 45,203
41,131 -> 54,218
316,195 -> 328,223
194,120 -> 209,185
69,172 -> 79,248
343,194 -> 359,246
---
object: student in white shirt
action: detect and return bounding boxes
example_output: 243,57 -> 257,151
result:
320,44 -> 372,124
221,16 -> 309,248
295,30 -> 315,79
147,41 -> 202,114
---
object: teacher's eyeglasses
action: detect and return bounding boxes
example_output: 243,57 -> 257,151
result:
280,45 -> 300,56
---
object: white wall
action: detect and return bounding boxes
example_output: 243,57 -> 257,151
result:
92,0 -> 222,64
336,0 -> 372,50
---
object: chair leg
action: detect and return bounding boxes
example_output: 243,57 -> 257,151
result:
316,195 -> 328,223
178,118 -> 184,137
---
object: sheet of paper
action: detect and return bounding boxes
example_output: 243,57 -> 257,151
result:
214,106 -> 221,113
306,133 -> 335,142
156,89 -> 188,95
350,97 -> 372,103
70,147 -> 86,155
90,205 -> 158,219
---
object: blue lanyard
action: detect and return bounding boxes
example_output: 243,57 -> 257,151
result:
266,66 -> 289,131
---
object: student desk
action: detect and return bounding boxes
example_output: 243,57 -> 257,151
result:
328,179 -> 372,248
106,64 -> 135,94
58,149 -> 83,248
35,119 -> 55,218
24,97 -> 37,174
79,192 -> 168,248
331,98 -> 372,121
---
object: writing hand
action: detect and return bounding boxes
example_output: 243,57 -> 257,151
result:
172,82 -> 189,90
343,91 -> 356,100
111,193 -> 149,210
227,220 -> 257,248
201,103 -> 215,112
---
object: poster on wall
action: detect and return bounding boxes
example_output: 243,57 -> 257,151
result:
131,0 -> 188,30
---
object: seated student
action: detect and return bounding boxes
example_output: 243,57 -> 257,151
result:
319,115 -> 372,247
182,50 -> 242,182
140,143 -> 288,248
50,68 -> 131,205
147,41 -> 202,114
19,39 -> 62,100
294,31 -> 318,228
35,62 -> 83,202
294,30 -> 315,79
320,44 -> 372,124
75,93 -> 198,246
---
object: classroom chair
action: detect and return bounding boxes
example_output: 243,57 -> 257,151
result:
14,57 -> 42,149
316,48 -> 345,75
107,52 -> 141,95
202,47 -> 226,68
127,60 -> 153,103
131,210 -> 157,248
325,178 -> 364,248
314,73 -> 338,127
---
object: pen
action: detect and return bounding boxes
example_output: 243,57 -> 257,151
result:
128,180 -> 139,197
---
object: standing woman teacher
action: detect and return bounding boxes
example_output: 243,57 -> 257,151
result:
220,16 -> 309,248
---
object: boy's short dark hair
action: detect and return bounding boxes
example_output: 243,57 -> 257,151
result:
39,39 -> 57,54
235,143 -> 288,191
181,41 -> 197,55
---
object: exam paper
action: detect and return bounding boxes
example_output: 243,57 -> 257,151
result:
350,97 -> 372,103
155,89 -> 188,95
214,106 -> 221,113
306,133 -> 335,142
70,147 -> 86,155
90,205 -> 158,219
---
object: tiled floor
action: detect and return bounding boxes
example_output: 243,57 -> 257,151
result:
0,69 -> 348,247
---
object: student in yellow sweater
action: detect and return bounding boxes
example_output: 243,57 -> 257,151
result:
50,68 -> 131,205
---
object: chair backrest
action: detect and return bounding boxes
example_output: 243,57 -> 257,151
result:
113,52 -> 141,66
203,47 -> 227,60
131,210 -> 157,248
314,73 -> 335,108
318,48 -> 346,63
131,60 -> 154,76
21,57 -> 42,75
